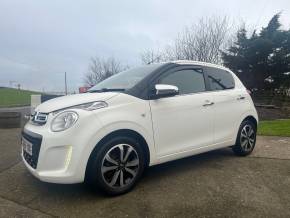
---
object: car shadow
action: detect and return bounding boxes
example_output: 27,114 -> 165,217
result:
143,147 -> 234,181
28,147 -> 236,198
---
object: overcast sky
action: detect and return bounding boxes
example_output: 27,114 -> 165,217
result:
0,0 -> 289,92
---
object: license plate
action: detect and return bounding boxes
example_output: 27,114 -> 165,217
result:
22,137 -> 33,156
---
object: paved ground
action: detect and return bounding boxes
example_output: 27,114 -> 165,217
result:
0,128 -> 289,218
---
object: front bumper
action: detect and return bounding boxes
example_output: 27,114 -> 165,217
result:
22,130 -> 42,169
21,111 -> 104,184
21,127 -> 82,184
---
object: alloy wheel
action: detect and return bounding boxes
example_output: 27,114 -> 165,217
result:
240,124 -> 256,152
101,144 -> 139,188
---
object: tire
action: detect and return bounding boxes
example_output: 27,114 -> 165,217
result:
86,136 -> 145,196
232,120 -> 257,156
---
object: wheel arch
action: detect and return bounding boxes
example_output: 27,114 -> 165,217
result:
85,129 -> 150,181
242,115 -> 258,129
234,114 -> 258,144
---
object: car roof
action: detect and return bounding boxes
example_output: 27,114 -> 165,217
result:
168,60 -> 231,71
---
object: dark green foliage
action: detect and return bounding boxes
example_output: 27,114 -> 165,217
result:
222,13 -> 290,90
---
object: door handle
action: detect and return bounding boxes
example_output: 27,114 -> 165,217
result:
203,101 -> 214,107
237,96 -> 245,100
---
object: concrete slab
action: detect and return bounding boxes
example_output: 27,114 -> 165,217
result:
0,128 -> 21,172
0,128 -> 289,217
0,196 -> 52,218
27,154 -> 290,218
253,136 -> 290,160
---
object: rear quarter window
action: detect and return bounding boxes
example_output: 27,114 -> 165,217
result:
206,67 -> 235,90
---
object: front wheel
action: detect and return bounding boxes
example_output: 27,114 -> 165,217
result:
232,120 -> 257,156
86,136 -> 145,195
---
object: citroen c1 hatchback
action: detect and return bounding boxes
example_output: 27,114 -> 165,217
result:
22,61 -> 258,195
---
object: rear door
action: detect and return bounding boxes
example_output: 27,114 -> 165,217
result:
204,67 -> 244,146
149,66 -> 214,157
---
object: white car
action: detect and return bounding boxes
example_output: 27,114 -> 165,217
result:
22,61 -> 258,195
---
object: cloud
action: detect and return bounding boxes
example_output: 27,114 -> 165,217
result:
0,0 -> 289,92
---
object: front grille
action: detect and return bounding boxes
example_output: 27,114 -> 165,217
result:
22,131 -> 42,169
31,112 -> 48,125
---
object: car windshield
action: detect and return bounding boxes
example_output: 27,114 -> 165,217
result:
88,63 -> 163,92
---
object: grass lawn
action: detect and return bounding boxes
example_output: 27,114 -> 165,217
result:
258,119 -> 290,137
0,88 -> 40,108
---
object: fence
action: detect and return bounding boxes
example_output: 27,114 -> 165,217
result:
252,90 -> 290,108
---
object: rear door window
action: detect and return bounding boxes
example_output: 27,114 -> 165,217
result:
206,67 -> 235,90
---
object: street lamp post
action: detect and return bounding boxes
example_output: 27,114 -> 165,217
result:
65,72 -> 67,95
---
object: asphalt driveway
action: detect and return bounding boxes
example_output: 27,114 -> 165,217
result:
0,128 -> 289,218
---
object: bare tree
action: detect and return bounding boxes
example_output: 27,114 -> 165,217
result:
140,48 -> 164,65
173,16 -> 231,63
84,56 -> 127,86
141,16 -> 232,64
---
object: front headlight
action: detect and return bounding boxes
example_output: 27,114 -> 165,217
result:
72,101 -> 108,111
51,111 -> 78,132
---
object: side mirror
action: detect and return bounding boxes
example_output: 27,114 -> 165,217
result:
154,84 -> 179,98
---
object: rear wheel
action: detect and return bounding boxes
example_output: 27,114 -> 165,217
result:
86,136 -> 145,195
232,120 -> 257,156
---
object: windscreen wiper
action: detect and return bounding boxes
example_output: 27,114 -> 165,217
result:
88,88 -> 125,93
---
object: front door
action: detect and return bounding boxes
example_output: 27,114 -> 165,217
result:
149,67 -> 214,157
